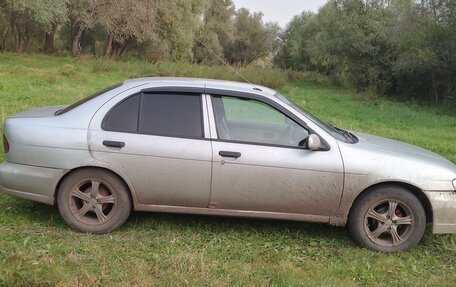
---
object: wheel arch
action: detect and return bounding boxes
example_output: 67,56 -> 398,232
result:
54,166 -> 136,208
349,181 -> 433,223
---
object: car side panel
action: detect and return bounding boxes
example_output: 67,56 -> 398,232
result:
87,84 -> 213,208
0,162 -> 66,204
210,141 -> 344,216
88,131 -> 212,207
3,117 -> 92,169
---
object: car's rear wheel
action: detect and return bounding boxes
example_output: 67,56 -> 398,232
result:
57,169 -> 131,234
348,185 -> 426,252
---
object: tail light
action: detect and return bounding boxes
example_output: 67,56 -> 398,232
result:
3,134 -> 9,154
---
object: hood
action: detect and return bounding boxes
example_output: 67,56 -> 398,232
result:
9,105 -> 67,118
352,132 -> 456,174
339,132 -> 456,191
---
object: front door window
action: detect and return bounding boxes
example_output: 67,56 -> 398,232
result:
212,96 -> 308,147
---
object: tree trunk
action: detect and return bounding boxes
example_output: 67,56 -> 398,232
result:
43,24 -> 58,54
23,32 -> 30,52
13,28 -> 26,53
9,11 -> 34,53
110,42 -> 119,58
10,14 -> 22,53
113,44 -> 121,59
117,39 -> 131,59
70,23 -> 83,56
431,70 -> 439,103
0,26 -> 9,51
103,34 -> 113,58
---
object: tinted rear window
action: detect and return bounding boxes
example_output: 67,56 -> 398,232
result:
55,83 -> 122,115
103,94 -> 140,132
139,94 -> 203,138
102,93 -> 203,138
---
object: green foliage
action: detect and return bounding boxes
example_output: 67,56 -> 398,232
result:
147,0 -> 206,62
0,0 -> 280,67
1,0 -> 453,105
3,0 -> 67,32
275,0 -> 456,104
391,0 -> 456,103
274,12 -> 317,72
1,0 -> 67,52
67,0 -> 97,30
193,0 -> 235,64
0,54 -> 455,286
97,0 -> 157,59
224,8 -> 280,65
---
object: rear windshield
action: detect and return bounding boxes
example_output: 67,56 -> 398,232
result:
55,83 -> 122,116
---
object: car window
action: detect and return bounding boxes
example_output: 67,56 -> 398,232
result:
222,96 -> 286,125
139,93 -> 203,138
103,94 -> 140,132
212,96 -> 308,147
103,93 -> 203,138
274,93 -> 348,142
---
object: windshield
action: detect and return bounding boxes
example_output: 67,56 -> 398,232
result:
55,83 -> 122,115
274,93 -> 352,142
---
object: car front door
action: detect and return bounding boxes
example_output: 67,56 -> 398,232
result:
208,94 -> 344,216
88,90 -> 212,208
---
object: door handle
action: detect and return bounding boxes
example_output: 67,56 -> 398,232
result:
103,140 -> 125,148
219,151 -> 241,158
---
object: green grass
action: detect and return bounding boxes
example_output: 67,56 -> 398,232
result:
0,53 -> 455,286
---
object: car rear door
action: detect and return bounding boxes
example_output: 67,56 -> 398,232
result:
207,93 -> 344,216
88,88 -> 212,208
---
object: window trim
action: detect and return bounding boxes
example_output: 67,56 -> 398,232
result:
208,92 -> 330,151
101,92 -> 205,140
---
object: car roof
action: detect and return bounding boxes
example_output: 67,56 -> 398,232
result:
122,77 -> 278,97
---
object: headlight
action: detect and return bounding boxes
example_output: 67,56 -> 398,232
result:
453,179 -> 456,191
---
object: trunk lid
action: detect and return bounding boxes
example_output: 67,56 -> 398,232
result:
8,105 -> 67,118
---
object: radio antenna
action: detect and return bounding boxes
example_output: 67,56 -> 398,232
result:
195,36 -> 252,85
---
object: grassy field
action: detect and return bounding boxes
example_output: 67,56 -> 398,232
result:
0,53 -> 455,286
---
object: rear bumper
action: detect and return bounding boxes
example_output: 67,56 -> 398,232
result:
425,191 -> 456,234
0,161 -> 66,205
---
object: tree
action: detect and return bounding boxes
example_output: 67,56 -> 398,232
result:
193,0 -> 235,64
274,12 -> 317,71
1,0 -> 67,53
42,0 -> 68,54
67,0 -> 97,56
275,0 -> 397,91
333,0 -> 396,93
391,0 -> 456,103
305,4 -> 347,83
0,5 -> 9,51
225,8 -> 280,65
143,0 -> 205,62
274,0 -> 455,104
98,0 -> 156,59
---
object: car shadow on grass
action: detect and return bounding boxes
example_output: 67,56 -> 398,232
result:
125,211 -> 355,247
0,195 -> 67,230
5,194 -> 451,253
1,194 -> 351,244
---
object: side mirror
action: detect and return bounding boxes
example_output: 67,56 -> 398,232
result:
307,134 -> 322,151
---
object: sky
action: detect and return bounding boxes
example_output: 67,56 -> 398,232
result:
232,0 -> 329,28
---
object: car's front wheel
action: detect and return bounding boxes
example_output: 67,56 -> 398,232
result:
57,168 -> 131,234
348,185 -> 426,252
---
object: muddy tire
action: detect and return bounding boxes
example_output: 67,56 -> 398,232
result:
348,185 -> 426,252
57,169 -> 131,234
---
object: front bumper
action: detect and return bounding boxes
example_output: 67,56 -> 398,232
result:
425,191 -> 456,234
0,161 -> 66,205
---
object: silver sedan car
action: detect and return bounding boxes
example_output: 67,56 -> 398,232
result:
1,78 -> 455,252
